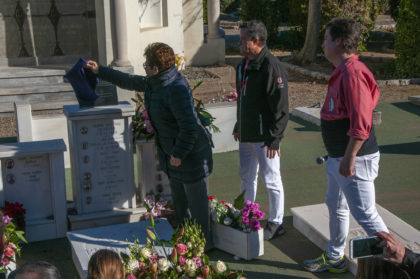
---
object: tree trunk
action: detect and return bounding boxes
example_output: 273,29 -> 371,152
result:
294,0 -> 322,65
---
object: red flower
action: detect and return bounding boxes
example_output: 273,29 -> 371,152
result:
208,196 -> 216,201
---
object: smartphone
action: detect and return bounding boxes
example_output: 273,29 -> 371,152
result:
349,236 -> 383,259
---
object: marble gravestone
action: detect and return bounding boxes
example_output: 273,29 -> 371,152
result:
64,102 -> 143,230
0,139 -> 67,242
136,140 -> 171,202
67,219 -> 174,279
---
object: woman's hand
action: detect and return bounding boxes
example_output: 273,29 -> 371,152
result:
85,60 -> 99,75
170,156 -> 181,167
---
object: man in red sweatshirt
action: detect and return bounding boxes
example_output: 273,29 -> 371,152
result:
303,18 -> 388,273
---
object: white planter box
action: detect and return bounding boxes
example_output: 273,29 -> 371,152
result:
212,222 -> 264,260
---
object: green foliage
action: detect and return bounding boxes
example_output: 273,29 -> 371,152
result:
389,0 -> 401,20
240,0 -> 290,46
395,0 -> 420,77
221,0 -> 240,13
287,0 -> 379,52
275,28 -> 305,51
203,0 -> 207,24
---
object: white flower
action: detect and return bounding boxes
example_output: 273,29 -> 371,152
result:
185,259 -> 197,276
187,242 -> 193,249
128,259 -> 139,272
140,247 -> 152,259
214,260 -> 227,274
158,258 -> 170,272
223,217 -> 232,226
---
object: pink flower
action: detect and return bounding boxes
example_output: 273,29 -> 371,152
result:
250,218 -> 261,231
244,200 -> 252,208
127,274 -> 137,279
4,247 -> 14,258
1,257 -> 10,266
7,242 -> 17,250
149,253 -> 158,263
176,243 -> 188,256
242,216 -> 249,224
250,203 -> 259,211
179,256 -> 186,266
142,110 -> 149,120
241,209 -> 249,217
192,256 -> 202,268
2,215 -> 11,225
145,120 -> 153,133
254,209 -> 265,219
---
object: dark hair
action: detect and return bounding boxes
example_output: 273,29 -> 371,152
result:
10,261 -> 62,279
143,42 -> 175,72
356,257 -> 411,279
239,20 -> 267,47
87,249 -> 125,279
326,18 -> 360,54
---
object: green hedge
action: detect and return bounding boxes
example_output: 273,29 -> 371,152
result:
395,0 -> 420,77
240,0 -> 378,51
240,0 -> 290,46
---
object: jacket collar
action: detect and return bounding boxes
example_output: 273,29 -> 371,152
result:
241,46 -> 268,71
148,66 -> 178,90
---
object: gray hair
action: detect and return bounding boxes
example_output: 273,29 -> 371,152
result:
9,261 -> 62,279
240,20 -> 267,47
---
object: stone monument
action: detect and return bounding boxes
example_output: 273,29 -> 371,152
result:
0,139 -> 67,242
67,219 -> 173,279
64,102 -> 145,230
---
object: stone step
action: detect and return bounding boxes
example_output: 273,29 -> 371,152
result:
291,203 -> 420,275
0,67 -> 68,87
0,83 -> 73,96
0,99 -> 78,116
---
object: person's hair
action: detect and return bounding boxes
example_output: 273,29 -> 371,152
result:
326,18 -> 360,54
9,261 -> 62,279
87,249 -> 124,279
356,257 -> 411,279
239,20 -> 267,47
143,42 -> 175,72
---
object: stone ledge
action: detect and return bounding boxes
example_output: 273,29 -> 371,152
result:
292,203 -> 420,275
291,106 -> 382,126
408,96 -> 420,106
282,61 -> 420,86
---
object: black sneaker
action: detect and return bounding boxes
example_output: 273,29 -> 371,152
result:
263,222 -> 285,240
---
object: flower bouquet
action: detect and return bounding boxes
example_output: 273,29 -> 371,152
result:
1,204 -> 28,274
121,217 -> 246,278
209,193 -> 265,260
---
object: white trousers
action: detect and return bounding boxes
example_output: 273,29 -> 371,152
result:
239,142 -> 284,224
325,151 -> 388,259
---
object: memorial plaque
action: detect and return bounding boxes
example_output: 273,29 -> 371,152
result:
64,103 -> 136,218
67,220 -> 174,279
0,139 -> 67,242
2,154 -> 53,221
94,80 -> 118,106
75,118 -> 130,213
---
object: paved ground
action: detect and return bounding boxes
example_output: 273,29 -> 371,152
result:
16,101 -> 420,279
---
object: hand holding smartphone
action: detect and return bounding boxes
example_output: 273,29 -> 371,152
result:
350,236 -> 383,259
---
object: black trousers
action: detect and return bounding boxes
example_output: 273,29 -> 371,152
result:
169,177 -> 210,242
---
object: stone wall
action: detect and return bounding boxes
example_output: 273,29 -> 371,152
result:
0,0 -> 97,66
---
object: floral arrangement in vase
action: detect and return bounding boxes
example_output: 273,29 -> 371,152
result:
1,202 -> 27,274
209,192 -> 265,233
121,217 -> 246,279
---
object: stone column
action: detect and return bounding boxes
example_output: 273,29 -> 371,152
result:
207,0 -> 221,39
111,0 -> 131,66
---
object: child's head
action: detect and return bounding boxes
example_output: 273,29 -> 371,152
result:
87,249 -> 125,279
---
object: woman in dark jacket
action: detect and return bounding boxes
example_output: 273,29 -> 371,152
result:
86,43 -> 213,244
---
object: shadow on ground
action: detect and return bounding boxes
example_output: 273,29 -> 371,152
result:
392,102 -> 420,117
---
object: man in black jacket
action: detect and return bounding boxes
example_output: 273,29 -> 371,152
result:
233,20 -> 289,240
